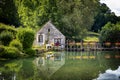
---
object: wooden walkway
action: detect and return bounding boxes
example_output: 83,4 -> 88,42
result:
65,41 -> 120,51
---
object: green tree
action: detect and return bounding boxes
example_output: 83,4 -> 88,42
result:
92,3 -> 119,32
56,0 -> 99,40
99,22 -> 120,46
15,0 -> 61,28
0,0 -> 20,26
16,28 -> 35,50
14,0 -> 100,40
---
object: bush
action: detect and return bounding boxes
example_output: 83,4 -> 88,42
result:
1,46 -> 20,59
0,45 -> 5,57
25,48 -> 36,56
0,31 -> 14,46
0,23 -> 16,33
16,28 -> 35,50
9,39 -> 23,51
99,22 -> 120,47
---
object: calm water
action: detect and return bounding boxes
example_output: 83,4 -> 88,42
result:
0,51 -> 120,80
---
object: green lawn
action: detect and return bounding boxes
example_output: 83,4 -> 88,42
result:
83,32 -> 100,42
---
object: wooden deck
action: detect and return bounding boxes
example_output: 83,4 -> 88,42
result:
65,41 -> 120,51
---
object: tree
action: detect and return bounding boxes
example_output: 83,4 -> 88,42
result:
14,0 -> 61,28
99,22 -> 120,46
13,0 -> 100,40
0,0 -> 20,27
56,0 -> 99,40
91,3 -> 119,32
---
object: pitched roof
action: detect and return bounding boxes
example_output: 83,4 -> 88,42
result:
38,21 -> 65,37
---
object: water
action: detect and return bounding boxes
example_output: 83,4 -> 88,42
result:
96,66 -> 120,80
0,51 -> 120,80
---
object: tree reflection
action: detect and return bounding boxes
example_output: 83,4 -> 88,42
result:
0,59 -> 22,80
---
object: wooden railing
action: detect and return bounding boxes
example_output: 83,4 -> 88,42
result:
65,41 -> 120,51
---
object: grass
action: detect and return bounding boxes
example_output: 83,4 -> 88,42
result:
83,31 -> 100,42
84,36 -> 99,42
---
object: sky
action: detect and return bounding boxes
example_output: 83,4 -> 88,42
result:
100,0 -> 120,16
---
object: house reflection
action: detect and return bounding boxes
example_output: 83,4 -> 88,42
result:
54,53 -> 62,61
35,57 -> 45,66
33,52 -> 65,77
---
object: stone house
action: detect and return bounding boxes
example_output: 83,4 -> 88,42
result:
33,21 -> 65,49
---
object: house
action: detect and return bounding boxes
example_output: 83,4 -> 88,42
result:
33,21 -> 65,49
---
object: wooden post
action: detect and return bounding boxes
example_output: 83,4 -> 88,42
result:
81,40 -> 83,51
67,40 -> 68,51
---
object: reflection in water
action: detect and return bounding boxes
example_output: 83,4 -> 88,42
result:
33,52 -> 65,78
96,66 -> 120,80
0,60 -> 22,80
0,51 -> 120,80
66,51 -> 120,60
50,51 -> 120,80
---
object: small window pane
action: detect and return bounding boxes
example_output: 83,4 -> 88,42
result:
48,29 -> 50,32
38,35 -> 43,42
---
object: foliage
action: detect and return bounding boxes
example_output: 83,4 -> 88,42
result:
0,31 -> 14,46
25,48 -> 36,56
0,0 -> 120,41
99,22 -> 120,46
0,45 -> 5,56
11,0 -> 99,40
9,39 -> 23,51
0,46 -> 20,58
0,0 -> 20,26
91,3 -> 119,32
56,0 -> 99,40
0,23 -> 16,33
13,0 -> 61,28
16,28 -> 35,50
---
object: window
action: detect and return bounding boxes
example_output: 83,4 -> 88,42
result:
48,28 -> 50,32
38,34 -> 43,43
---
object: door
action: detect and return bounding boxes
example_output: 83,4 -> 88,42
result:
54,38 -> 61,46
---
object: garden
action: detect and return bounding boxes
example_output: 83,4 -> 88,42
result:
0,23 -> 36,59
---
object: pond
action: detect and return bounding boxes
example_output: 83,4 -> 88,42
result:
0,51 -> 120,80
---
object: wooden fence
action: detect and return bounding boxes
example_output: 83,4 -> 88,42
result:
65,41 -> 120,51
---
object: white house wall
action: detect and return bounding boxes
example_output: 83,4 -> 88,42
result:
33,21 -> 65,47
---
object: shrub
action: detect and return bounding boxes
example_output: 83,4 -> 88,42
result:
0,31 -> 14,46
0,45 -> 5,57
0,23 -> 16,33
9,39 -> 23,51
25,48 -> 36,56
1,46 -> 20,59
16,28 -> 35,50
99,22 -> 120,47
